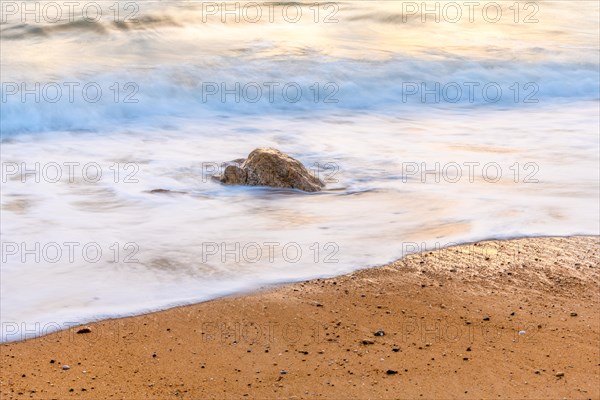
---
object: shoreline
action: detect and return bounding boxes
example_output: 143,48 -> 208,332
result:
1,235 -> 599,398
2,234 -> 594,345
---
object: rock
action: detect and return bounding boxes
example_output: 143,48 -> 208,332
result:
385,370 -> 398,375
147,189 -> 187,195
374,330 -> 385,337
279,370 -> 287,375
361,339 -> 375,345
62,365 -> 70,370
76,327 -> 92,334
221,163 -> 247,185
214,148 -> 324,192
569,312 -> 578,317
392,347 -> 400,352
555,371 -> 565,377
483,315 -> 490,321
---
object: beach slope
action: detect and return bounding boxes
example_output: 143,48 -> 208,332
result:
1,236 -> 599,399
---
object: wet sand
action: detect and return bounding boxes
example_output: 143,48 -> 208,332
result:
1,236 -> 599,399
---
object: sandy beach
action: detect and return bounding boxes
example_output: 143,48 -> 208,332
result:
2,1 -> 599,399
1,236 -> 599,399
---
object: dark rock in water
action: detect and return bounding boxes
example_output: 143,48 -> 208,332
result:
221,164 -> 247,185
214,148 -> 324,192
147,189 -> 187,195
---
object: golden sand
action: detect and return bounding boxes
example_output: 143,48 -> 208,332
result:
1,236 -> 598,399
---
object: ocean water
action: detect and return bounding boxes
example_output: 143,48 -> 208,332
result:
1,1 -> 599,341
